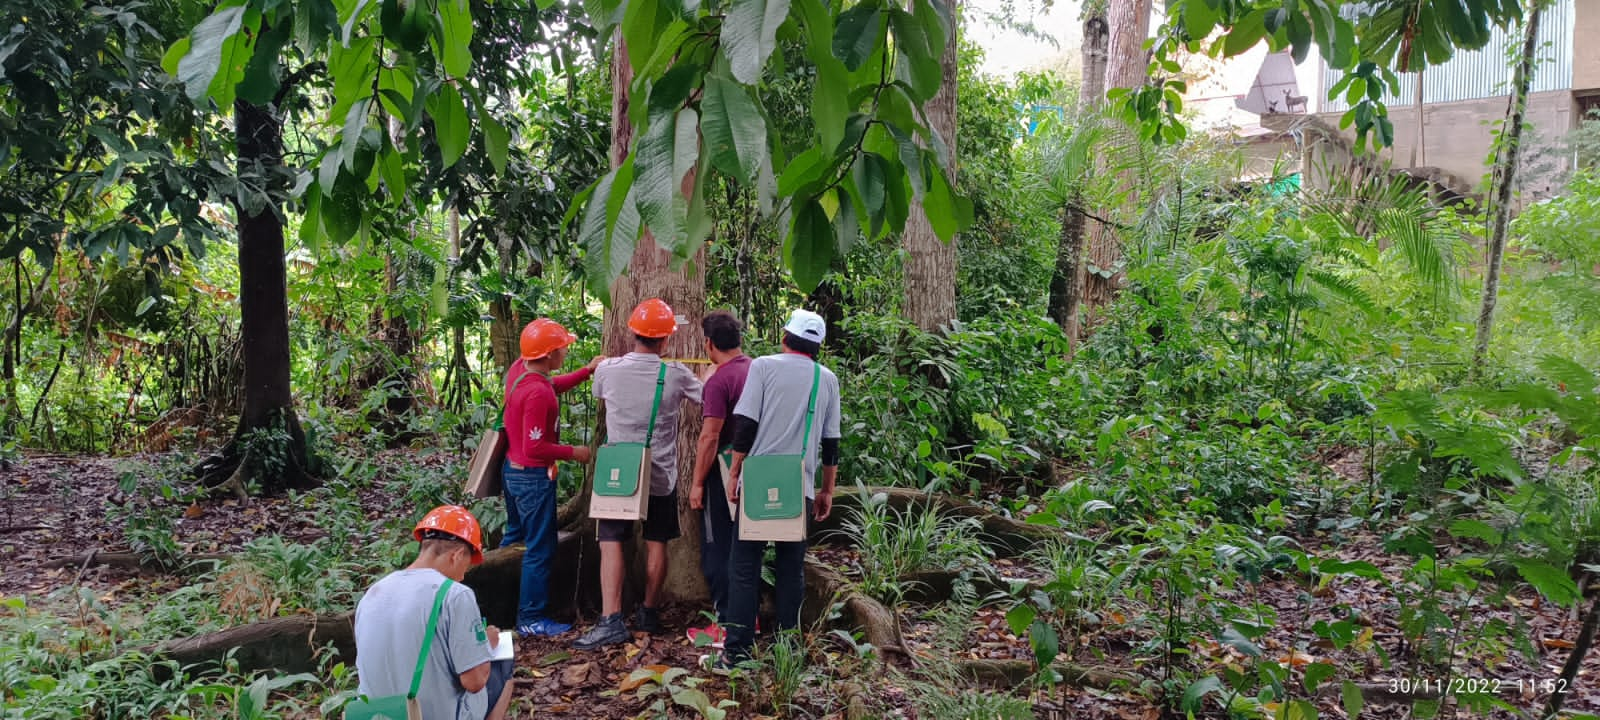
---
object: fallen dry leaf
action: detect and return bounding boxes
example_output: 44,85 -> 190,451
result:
1543,637 -> 1576,650
560,662 -> 594,686
1279,651 -> 1317,667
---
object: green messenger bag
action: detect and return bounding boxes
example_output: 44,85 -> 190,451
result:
740,362 -> 820,522
593,362 -> 666,498
344,579 -> 454,720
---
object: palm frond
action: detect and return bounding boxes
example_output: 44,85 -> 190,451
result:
1306,268 -> 1379,317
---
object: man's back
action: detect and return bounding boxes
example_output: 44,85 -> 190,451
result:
355,569 -> 493,720
594,352 -> 703,495
733,352 -> 841,488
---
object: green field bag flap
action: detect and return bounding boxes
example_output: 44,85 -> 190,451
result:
592,362 -> 666,497
740,363 -> 821,522
593,442 -> 647,496
344,579 -> 454,720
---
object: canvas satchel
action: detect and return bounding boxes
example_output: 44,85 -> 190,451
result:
344,579 -> 454,720
465,368 -> 537,499
592,362 -> 667,502
739,362 -> 820,523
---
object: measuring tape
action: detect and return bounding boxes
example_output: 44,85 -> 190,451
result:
663,357 -> 713,365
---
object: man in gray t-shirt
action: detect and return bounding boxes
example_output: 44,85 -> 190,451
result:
718,309 -> 842,666
354,506 -> 513,720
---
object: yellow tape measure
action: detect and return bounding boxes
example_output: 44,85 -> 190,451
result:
663,357 -> 713,365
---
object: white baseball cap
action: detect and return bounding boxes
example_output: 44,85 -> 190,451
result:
783,309 -> 827,343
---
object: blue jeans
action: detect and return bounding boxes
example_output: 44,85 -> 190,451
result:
502,462 -> 557,626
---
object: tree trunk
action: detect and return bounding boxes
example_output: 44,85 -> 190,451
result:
1046,13 -> 1108,351
901,0 -> 960,332
1472,4 -> 1543,377
1083,0 -> 1151,326
600,39 -> 711,606
193,97 -> 314,495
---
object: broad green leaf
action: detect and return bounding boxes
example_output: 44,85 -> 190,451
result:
1341,680 -> 1364,719
238,20 -> 291,106
329,37 -> 379,123
339,97 -> 372,171
636,21 -> 690,81
1221,9 -> 1267,57
701,72 -> 767,184
812,58 -> 850,151
1004,603 -> 1035,636
162,37 -> 192,77
777,146 -> 831,196
721,0 -> 791,84
889,8 -> 940,101
921,153 -> 968,242
647,64 -> 699,117
379,145 -> 406,199
377,66 -> 417,125
831,186 -> 859,255
1447,519 -> 1502,545
380,0 -> 431,52
1027,619 -> 1058,668
579,160 -> 640,301
1218,625 -> 1262,657
832,0 -> 884,71
300,183 -> 324,252
433,0 -> 474,79
635,107 -> 700,247
786,197 -> 835,291
426,83 -> 469,169
1513,559 -> 1579,606
482,114 -> 510,175
851,152 -> 887,238
1303,662 -> 1337,693
622,0 -> 670,76
1181,676 -> 1222,711
912,0 -> 948,62
175,2 -> 255,105
1184,0 -> 1217,40
324,168 -> 365,244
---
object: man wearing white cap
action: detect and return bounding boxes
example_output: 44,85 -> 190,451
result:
716,308 -> 842,666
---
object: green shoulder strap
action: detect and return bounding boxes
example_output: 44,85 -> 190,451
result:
799,362 -> 821,459
409,578 -> 455,699
643,362 -> 667,449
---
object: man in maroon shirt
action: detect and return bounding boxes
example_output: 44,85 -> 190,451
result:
685,311 -> 750,648
502,318 -> 603,638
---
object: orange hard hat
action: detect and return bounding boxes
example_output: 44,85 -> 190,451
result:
628,298 -> 677,338
413,505 -> 484,565
520,318 -> 577,360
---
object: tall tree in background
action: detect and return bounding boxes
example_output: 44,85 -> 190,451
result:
1046,5 -> 1108,348
595,40 -> 711,605
1473,1 -> 1545,376
1083,0 -> 1151,324
902,0 -> 960,331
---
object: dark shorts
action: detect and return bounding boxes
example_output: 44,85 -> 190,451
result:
484,658 -> 514,716
597,494 -> 681,542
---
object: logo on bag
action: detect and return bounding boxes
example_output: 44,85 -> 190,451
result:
607,468 -> 620,488
767,488 -> 779,503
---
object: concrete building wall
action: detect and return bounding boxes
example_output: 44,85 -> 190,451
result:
1313,90 -> 1575,201
1575,0 -> 1600,90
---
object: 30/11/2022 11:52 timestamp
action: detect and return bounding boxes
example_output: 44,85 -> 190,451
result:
1386,676 -> 1570,696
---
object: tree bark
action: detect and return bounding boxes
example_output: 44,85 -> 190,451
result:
1083,0 -> 1151,326
1046,13 -> 1108,351
600,38 -> 711,606
1472,4 -> 1543,377
901,0 -> 959,332
194,97 -> 314,495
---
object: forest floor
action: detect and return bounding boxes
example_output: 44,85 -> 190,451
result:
2,448 -> 1598,719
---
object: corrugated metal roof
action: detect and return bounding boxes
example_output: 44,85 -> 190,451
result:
1321,0 -> 1574,112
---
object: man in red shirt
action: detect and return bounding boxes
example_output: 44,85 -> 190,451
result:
503,318 -> 603,638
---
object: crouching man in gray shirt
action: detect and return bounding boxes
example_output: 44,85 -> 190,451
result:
354,506 -> 514,720
718,309 -> 842,667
